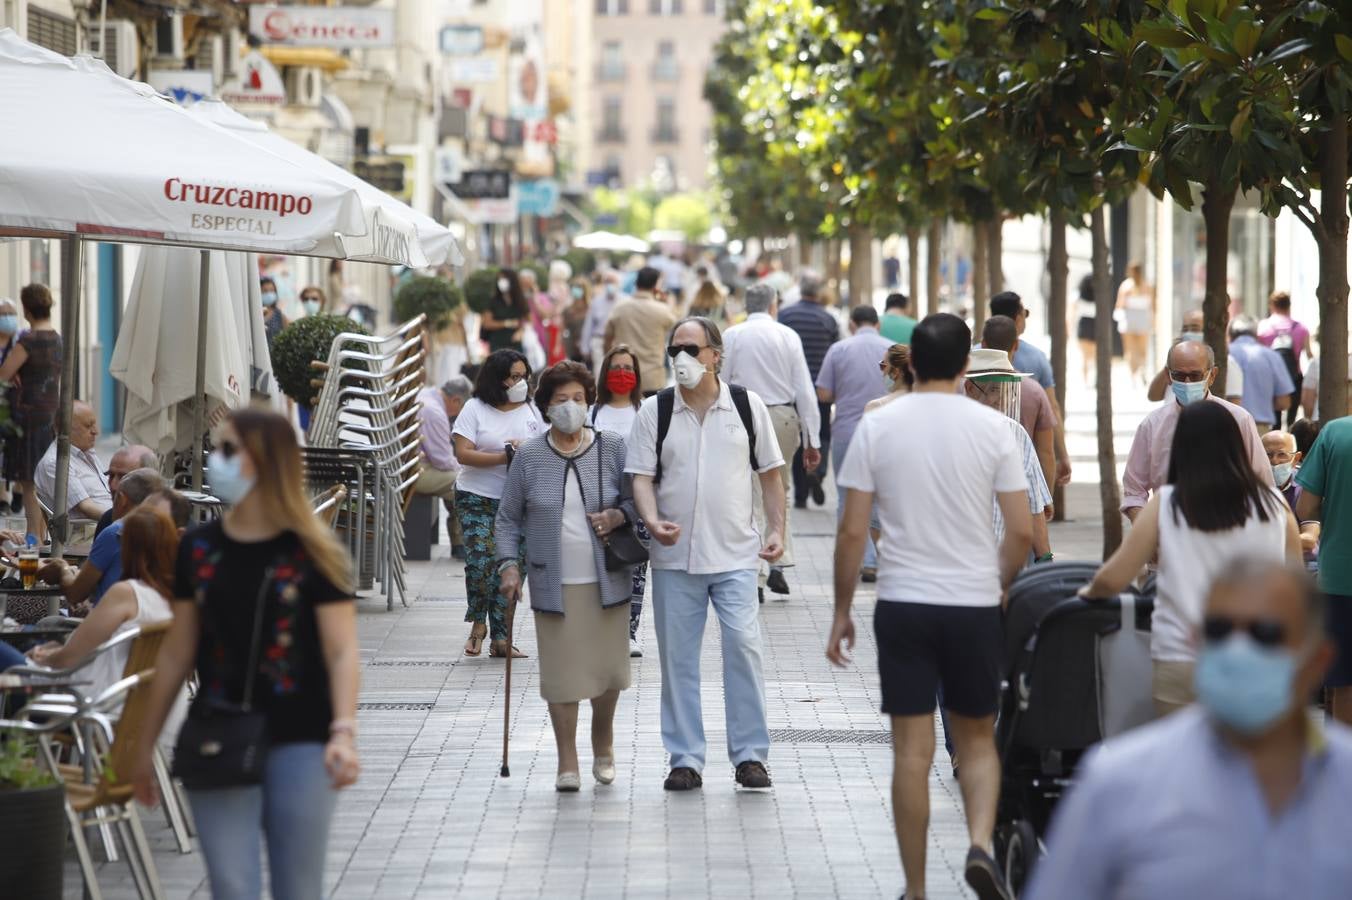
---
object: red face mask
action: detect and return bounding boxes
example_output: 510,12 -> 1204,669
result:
606,369 -> 638,395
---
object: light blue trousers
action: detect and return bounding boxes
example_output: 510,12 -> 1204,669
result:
651,568 -> 770,772
833,436 -> 878,570
186,742 -> 337,900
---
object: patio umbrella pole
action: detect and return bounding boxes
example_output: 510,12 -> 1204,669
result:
191,250 -> 210,491
50,236 -> 82,558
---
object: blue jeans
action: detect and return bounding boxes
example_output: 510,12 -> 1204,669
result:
0,641 -> 26,670
187,742 -> 337,900
651,568 -> 770,772
833,437 -> 878,570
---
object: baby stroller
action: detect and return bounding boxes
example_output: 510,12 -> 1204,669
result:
993,562 -> 1155,897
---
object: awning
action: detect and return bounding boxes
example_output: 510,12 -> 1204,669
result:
259,46 -> 350,73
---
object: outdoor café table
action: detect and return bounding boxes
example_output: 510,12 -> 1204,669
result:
0,586 -> 67,624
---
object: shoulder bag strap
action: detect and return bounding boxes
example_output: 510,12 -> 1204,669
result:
240,565 -> 275,713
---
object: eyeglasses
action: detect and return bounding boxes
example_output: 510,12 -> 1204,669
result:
218,440 -> 240,460
667,343 -> 707,359
1168,369 -> 1209,383
1203,615 -> 1287,648
505,371 -> 527,384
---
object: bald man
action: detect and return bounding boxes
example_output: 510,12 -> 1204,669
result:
93,443 -> 158,539
1147,309 -> 1243,403
34,401 -> 112,520
1029,563 -> 1352,899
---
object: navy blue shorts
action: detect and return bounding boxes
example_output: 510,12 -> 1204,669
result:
874,601 -> 1003,718
1326,594 -> 1352,688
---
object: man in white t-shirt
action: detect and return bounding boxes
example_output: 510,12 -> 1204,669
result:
827,313 -> 1032,900
627,317 -> 787,793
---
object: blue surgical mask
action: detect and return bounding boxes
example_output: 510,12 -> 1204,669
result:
1181,330 -> 1204,343
208,449 -> 255,504
1272,462 -> 1294,487
0,314 -> 18,334
1195,634 -> 1298,735
571,286 -> 584,300
884,374 -> 897,393
1171,379 -> 1208,406
302,299 -> 322,317
261,291 -> 279,308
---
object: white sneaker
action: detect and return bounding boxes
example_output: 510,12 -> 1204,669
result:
629,637 -> 643,658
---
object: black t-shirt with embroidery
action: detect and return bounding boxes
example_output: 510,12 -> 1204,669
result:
174,521 -> 350,744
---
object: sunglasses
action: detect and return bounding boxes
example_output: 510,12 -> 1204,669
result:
667,343 -> 707,359
1203,615 -> 1286,648
218,440 -> 240,460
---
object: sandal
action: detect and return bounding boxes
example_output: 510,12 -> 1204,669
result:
464,624 -> 486,657
489,640 -> 527,659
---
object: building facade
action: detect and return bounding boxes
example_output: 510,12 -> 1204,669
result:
588,0 -> 725,190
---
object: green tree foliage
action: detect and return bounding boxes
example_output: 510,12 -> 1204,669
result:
653,193 -> 715,242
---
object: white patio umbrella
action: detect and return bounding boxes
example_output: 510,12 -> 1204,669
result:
187,99 -> 463,267
111,248 -> 272,455
0,29 -> 384,552
572,231 -> 651,254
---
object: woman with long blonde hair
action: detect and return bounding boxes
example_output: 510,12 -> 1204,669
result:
129,409 -> 359,900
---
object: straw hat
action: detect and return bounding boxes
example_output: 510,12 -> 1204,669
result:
967,348 -> 1032,378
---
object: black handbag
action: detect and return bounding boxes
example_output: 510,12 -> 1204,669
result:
172,566 -> 274,790
596,435 -> 649,572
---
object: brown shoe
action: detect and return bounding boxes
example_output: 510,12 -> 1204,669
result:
663,767 -> 702,791
735,760 -> 772,789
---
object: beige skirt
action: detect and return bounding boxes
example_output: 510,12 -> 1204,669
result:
535,583 -> 632,704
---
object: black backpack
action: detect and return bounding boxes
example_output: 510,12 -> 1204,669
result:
653,385 -> 759,483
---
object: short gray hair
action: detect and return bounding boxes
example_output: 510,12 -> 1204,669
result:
1208,560 -> 1325,639
1228,313 -> 1258,339
120,467 -> 166,506
799,270 -> 822,299
440,375 -> 472,401
743,283 -> 776,315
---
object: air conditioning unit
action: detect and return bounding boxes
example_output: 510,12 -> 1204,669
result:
152,12 -> 184,61
285,66 -> 323,107
87,20 -> 139,78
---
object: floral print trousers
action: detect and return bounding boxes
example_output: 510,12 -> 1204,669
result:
629,519 -> 651,639
455,490 -> 518,642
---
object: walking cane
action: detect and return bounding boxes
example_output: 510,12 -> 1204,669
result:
500,589 -> 516,777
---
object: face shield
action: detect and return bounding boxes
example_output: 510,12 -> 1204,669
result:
965,373 -> 1022,421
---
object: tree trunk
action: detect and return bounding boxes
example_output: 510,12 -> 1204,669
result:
1317,114 -> 1349,423
1201,179 -> 1236,392
1092,202 -> 1122,557
927,220 -> 942,316
848,225 -> 874,309
972,221 -> 989,335
1048,207 -> 1069,523
799,236 -> 814,270
987,215 -> 1003,295
906,226 -> 921,307
825,238 -> 843,300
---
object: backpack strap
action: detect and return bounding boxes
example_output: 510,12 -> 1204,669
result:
653,387 -> 676,484
727,384 -> 760,474
590,404 -> 600,426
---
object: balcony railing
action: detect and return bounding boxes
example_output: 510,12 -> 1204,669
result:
651,126 -> 679,144
597,62 -> 627,82
651,60 -> 679,81
597,126 -> 628,143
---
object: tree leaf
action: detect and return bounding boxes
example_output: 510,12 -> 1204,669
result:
1135,23 -> 1198,49
1336,34 -> 1352,63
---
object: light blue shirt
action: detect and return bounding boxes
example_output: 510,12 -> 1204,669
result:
1027,707 -> 1352,900
816,326 -> 894,454
1230,334 -> 1296,425
1013,341 -> 1055,391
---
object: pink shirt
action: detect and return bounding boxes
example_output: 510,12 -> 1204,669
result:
1257,313 -> 1310,359
1120,394 -> 1272,514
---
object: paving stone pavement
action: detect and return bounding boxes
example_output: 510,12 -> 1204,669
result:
63,472 -> 1107,900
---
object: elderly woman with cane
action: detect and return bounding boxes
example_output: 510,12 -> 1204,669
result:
495,360 -> 638,791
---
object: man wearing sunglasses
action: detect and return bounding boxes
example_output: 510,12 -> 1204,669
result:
1028,562 -> 1351,899
93,444 -> 157,539
626,317 -> 786,792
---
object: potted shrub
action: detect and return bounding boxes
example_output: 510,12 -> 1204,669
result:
0,734 -> 64,898
394,275 -> 463,330
463,267 -> 500,314
561,248 -> 597,277
271,314 -> 373,409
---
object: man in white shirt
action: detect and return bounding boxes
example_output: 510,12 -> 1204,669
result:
827,313 -> 1032,900
35,401 -> 112,521
627,317 -> 787,793
722,283 -> 822,599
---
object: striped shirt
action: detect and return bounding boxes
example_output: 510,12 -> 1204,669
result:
993,418 -> 1053,543
777,301 -> 840,380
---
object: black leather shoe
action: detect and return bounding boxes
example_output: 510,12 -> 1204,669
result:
767,568 -> 790,595
735,760 -> 772,789
664,767 -> 702,791
810,477 -> 826,506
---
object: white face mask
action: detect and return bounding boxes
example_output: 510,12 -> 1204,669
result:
506,379 -> 529,403
497,278 -> 511,294
548,401 -> 587,435
672,350 -> 706,389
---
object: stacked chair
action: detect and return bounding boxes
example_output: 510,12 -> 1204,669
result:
305,315 -> 427,610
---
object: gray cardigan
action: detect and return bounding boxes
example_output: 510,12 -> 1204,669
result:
494,429 -> 638,615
